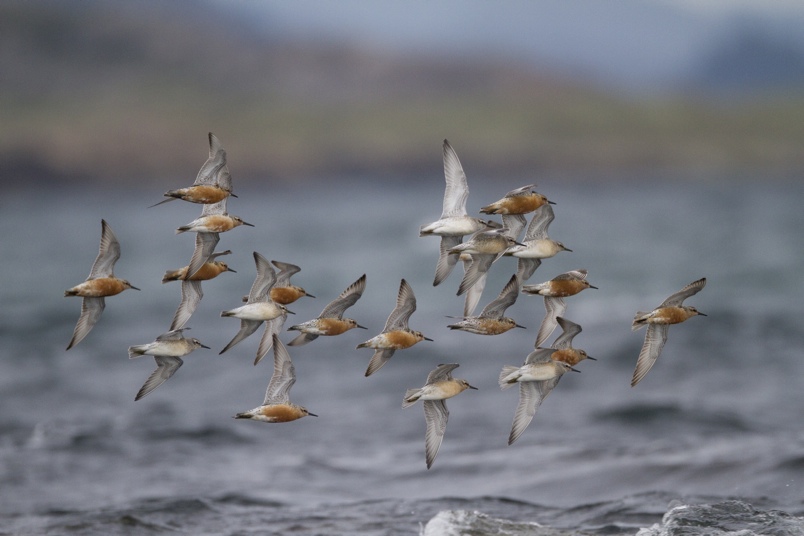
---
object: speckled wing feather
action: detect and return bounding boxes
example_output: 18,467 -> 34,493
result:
423,399 -> 449,469
382,279 -> 416,332
194,132 -> 227,186
170,281 -> 202,331
320,274 -> 366,318
550,317 -> 582,350
631,324 -> 668,387
135,356 -> 183,401
66,297 -> 105,350
478,274 -> 519,319
522,204 -> 555,241
246,252 -> 277,303
535,296 -> 567,348
185,231 -> 220,281
263,335 -> 295,405
88,220 -> 121,279
434,235 -> 462,286
425,363 -> 459,384
660,278 -> 706,307
254,315 -> 288,366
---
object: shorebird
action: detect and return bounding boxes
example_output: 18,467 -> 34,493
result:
544,317 -> 595,366
402,363 -> 477,469
65,220 -> 139,350
267,260 -> 315,305
522,269 -> 597,348
448,274 -> 525,335
163,243 -> 235,331
480,184 -> 553,215
234,335 -> 316,423
503,204 -> 570,283
220,252 -> 291,365
358,279 -> 432,377
419,139 -> 500,287
631,277 -> 707,387
176,197 -> 253,280
499,348 -> 579,445
449,228 -> 522,297
128,328 -> 209,400
287,274 -> 367,346
150,132 -> 236,207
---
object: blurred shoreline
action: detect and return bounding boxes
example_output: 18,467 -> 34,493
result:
2,0 -> 803,186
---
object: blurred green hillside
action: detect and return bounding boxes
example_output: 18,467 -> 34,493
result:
2,0 -> 802,186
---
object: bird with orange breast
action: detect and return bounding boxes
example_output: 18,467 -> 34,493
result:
631,278 -> 706,387
480,183 -> 553,215
65,220 -> 139,350
150,132 -> 236,207
234,335 -> 317,423
521,269 -> 598,348
358,279 -> 432,377
287,274 -> 367,346
163,240 -> 236,331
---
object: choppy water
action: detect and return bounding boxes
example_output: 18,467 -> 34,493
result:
2,173 -> 803,535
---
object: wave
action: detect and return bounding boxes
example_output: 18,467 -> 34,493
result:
420,495 -> 804,536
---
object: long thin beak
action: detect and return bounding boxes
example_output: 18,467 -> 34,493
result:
308,412 -> 318,417
548,200 -> 556,205
285,309 -> 295,315
357,324 -> 368,329
424,336 -> 434,341
230,192 -> 239,198
242,221 -> 255,227
227,268 -> 237,273
468,384 -> 478,390
698,312 -> 707,316
586,356 -> 597,361
130,285 -> 141,291
514,241 -> 526,247
200,343 -> 211,349
515,323 -> 526,329
570,367 -> 581,373
306,293 -> 316,299
563,247 -> 573,252
589,285 -> 599,289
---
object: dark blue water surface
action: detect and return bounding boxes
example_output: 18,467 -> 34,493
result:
2,174 -> 803,535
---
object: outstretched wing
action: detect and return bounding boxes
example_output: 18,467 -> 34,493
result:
440,140 -> 470,218
660,278 -> 706,307
479,274 -> 519,319
88,220 -> 121,279
247,252 -> 277,303
426,363 -> 460,383
423,399 -> 449,469
631,324 -> 669,387
383,279 -> 417,332
320,274 -> 366,318
551,317 -> 582,349
263,335 -> 295,405
522,204 -> 555,242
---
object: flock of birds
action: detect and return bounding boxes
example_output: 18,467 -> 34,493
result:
63,134 -> 706,469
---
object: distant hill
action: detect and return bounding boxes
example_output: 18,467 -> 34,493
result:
2,0 -> 802,187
